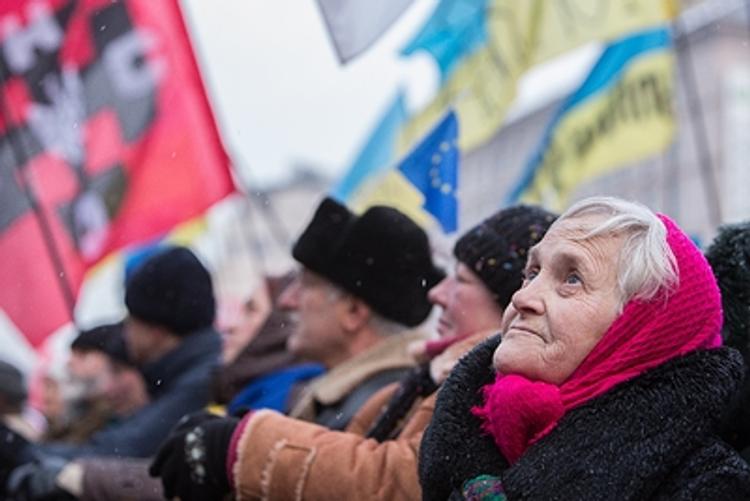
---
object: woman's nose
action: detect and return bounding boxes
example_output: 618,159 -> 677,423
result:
511,276 -> 545,315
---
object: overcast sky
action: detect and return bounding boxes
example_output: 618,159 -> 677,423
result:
180,0 -> 441,189
179,0 -> 599,190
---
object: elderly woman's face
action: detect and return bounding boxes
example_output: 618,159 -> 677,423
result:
493,215 -> 623,384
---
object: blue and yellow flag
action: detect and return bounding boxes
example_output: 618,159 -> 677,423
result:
332,92 -> 408,201
399,0 -> 678,152
349,111 -> 460,233
507,27 -> 675,211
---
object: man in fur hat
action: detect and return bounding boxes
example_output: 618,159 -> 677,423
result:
148,203 -> 556,501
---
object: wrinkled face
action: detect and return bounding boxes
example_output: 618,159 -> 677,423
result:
278,269 -> 349,366
222,284 -> 273,363
428,263 -> 504,339
493,215 -> 624,384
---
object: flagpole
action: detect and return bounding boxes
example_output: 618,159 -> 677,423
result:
672,16 -> 722,228
0,72 -> 77,318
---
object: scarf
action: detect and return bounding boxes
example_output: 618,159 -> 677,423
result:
474,215 -> 723,464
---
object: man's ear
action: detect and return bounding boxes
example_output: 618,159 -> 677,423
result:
340,295 -> 372,333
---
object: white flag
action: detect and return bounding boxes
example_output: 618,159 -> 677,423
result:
316,0 -> 414,63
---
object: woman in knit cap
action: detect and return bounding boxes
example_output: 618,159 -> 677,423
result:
420,197 -> 750,500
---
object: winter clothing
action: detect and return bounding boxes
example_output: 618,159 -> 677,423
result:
150,414 -> 238,501
222,332 -> 486,501
474,214 -> 722,464
420,337 -> 750,500
39,328 -> 221,459
229,394 -> 431,500
420,214 -> 750,499
288,331 -> 422,430
292,197 -> 444,326
706,220 -> 750,358
454,205 -> 557,307
227,364 -> 324,415
125,246 -> 215,335
707,220 -> 750,462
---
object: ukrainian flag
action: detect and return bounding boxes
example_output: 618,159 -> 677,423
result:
508,27 -> 675,211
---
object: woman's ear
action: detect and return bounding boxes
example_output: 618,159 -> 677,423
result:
340,295 -> 371,333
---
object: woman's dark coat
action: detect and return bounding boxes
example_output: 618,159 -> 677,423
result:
420,335 -> 750,500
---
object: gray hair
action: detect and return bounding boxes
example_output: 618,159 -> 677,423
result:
368,311 -> 405,337
326,282 -> 404,336
558,197 -> 678,305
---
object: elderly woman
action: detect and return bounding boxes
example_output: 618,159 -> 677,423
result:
420,197 -> 750,500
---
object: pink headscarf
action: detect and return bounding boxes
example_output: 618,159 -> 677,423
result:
474,215 -> 723,464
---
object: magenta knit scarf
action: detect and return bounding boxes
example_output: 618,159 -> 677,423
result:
473,215 -> 723,464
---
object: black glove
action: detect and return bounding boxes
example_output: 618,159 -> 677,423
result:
149,415 -> 239,501
419,334 -> 509,500
5,456 -> 75,501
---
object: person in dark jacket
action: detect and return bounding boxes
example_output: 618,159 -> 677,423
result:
3,246 -> 222,499
148,197 -> 446,500
707,220 -> 750,462
420,197 -> 750,500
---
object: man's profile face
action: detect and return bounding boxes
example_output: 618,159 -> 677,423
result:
278,269 -> 349,366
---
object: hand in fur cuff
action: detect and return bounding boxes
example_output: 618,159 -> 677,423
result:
149,415 -> 238,501
419,335 -> 509,500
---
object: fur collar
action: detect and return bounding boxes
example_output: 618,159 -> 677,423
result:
503,347 -> 744,499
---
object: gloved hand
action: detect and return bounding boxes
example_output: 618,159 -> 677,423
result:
419,334 -> 509,500
149,415 -> 239,501
5,456 -> 76,501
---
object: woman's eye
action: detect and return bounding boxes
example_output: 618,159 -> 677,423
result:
565,273 -> 582,285
522,269 -> 538,282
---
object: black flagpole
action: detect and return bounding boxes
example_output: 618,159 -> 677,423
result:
0,68 -> 77,318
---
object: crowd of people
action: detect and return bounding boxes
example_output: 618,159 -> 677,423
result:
1,195 -> 749,500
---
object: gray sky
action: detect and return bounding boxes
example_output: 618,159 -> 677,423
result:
180,0 -> 440,189
179,0 -> 599,189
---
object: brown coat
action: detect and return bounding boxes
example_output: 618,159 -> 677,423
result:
232,333 -> 489,501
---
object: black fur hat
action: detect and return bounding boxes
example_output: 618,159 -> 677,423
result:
125,246 -> 215,335
293,197 -> 445,327
706,220 -> 750,359
454,205 -> 557,308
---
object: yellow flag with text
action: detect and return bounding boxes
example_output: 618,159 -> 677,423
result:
507,28 -> 675,211
399,0 -> 679,152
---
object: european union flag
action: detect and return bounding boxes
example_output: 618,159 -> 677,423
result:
398,111 -> 459,233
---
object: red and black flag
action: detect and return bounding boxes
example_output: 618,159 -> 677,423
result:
0,0 -> 235,347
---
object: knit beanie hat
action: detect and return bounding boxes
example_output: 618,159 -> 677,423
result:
454,205 -> 557,308
293,197 -> 445,327
125,246 -> 215,335
706,220 -> 750,360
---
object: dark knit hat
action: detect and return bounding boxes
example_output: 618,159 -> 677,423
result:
72,322 -> 134,367
125,246 -> 215,335
454,205 -> 557,308
705,220 -> 750,360
292,197 -> 445,327
0,360 -> 26,406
